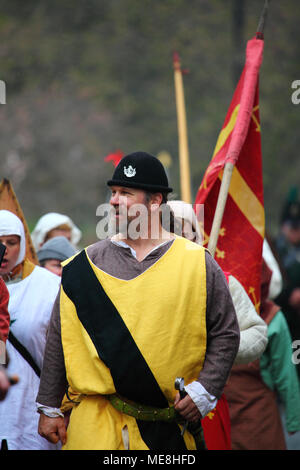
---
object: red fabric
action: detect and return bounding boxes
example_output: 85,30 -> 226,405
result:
0,277 -> 9,342
225,38 -> 263,165
194,36 -> 265,312
104,150 -> 124,168
196,38 -> 265,449
201,393 -> 231,450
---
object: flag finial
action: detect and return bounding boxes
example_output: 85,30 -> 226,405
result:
256,0 -> 270,39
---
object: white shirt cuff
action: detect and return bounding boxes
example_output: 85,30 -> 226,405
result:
185,381 -> 218,418
36,402 -> 64,418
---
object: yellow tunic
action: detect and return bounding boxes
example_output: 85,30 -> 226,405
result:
60,236 -> 207,450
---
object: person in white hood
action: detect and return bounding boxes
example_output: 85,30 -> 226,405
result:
31,212 -> 82,251
0,210 -> 61,450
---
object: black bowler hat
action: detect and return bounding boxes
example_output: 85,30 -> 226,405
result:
107,151 -> 173,193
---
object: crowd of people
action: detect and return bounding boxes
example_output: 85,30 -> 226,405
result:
0,151 -> 299,451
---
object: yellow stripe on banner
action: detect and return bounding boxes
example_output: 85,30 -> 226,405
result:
212,104 -> 240,159
199,104 -> 240,191
218,166 -> 265,239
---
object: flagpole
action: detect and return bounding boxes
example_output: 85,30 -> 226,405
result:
207,163 -> 234,256
207,0 -> 269,257
173,52 -> 192,204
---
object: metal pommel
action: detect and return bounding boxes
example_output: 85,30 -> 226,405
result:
175,377 -> 187,399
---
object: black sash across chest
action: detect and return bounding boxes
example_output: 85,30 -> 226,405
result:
61,250 -> 187,450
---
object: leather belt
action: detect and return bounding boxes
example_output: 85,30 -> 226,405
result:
107,393 -> 179,422
107,393 -> 207,450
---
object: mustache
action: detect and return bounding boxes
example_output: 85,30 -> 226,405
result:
110,205 -> 128,216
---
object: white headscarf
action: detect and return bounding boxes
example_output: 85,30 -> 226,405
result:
167,200 -> 202,245
0,210 -> 26,267
31,212 -> 82,250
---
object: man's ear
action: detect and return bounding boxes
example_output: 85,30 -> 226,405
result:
150,193 -> 163,208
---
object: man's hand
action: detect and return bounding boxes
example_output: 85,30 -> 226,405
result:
174,392 -> 202,422
38,413 -> 67,445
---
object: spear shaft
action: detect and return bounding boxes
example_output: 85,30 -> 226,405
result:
173,52 -> 192,204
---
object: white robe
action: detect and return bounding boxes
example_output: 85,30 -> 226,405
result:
0,265 -> 61,450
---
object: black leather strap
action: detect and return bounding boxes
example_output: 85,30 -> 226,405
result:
8,331 -> 41,377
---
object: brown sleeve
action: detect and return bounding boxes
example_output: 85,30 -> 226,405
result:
36,290 -> 68,407
197,252 -> 240,398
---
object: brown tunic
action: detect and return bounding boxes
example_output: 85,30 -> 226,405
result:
37,238 -> 240,408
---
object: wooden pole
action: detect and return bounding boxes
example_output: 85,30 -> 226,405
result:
207,163 -> 234,256
173,52 -> 192,204
207,0 -> 269,257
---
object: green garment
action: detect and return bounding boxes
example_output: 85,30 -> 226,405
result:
260,311 -> 300,433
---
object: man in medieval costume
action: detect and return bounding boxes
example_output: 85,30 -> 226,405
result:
36,151 -> 240,450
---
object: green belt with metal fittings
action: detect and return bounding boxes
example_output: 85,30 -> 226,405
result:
107,393 -> 207,450
107,393 -> 178,422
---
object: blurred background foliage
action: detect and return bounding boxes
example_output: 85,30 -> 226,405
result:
0,0 -> 298,245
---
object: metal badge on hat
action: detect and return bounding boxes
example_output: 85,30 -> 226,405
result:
124,165 -> 136,178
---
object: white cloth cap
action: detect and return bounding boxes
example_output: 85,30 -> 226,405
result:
167,200 -> 202,244
0,210 -> 26,267
31,212 -> 82,250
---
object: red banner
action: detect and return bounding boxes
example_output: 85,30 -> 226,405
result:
194,37 -> 265,313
